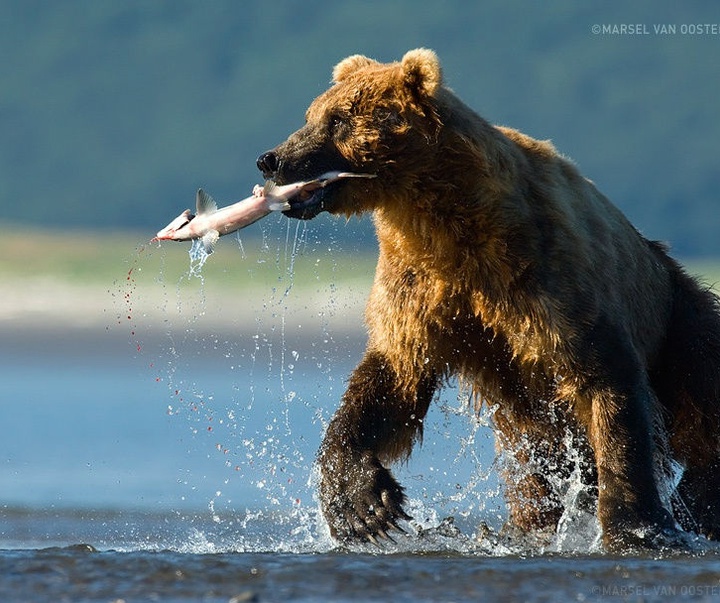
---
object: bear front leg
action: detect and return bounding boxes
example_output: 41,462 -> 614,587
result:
317,350 -> 437,543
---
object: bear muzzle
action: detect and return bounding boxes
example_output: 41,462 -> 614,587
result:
256,150 -> 357,220
256,150 -> 315,218
256,151 -> 280,179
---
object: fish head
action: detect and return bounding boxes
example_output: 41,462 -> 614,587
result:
153,209 -> 195,241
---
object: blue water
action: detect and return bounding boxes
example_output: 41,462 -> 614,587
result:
0,323 -> 499,521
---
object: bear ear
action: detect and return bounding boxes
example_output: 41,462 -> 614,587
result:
332,54 -> 379,83
401,48 -> 442,98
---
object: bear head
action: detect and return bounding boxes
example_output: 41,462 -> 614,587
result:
257,48 -> 446,219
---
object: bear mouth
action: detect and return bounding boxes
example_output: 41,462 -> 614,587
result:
282,182 -> 330,220
278,171 -> 377,220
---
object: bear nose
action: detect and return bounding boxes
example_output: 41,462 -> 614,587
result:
257,151 -> 279,177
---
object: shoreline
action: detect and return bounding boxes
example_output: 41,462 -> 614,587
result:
5,260 -> 718,363
1,276 -> 368,362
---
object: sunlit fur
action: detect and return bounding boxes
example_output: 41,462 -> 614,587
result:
266,49 -> 720,549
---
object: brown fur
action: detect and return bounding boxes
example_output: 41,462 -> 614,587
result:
257,49 -> 720,549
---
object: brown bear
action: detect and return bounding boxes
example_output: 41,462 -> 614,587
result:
257,49 -> 720,550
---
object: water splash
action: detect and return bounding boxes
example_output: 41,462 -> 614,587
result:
113,224 -> 346,534
548,432 -> 603,553
188,238 -> 211,276
109,225 -> 710,559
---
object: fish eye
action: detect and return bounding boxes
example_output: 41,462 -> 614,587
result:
175,213 -> 195,230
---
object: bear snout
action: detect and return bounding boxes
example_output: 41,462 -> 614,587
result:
257,151 -> 280,179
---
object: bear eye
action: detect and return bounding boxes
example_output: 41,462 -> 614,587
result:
374,107 -> 393,122
328,114 -> 351,139
373,107 -> 404,130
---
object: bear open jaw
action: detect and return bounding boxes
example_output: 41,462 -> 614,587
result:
274,171 -> 376,220
282,179 -> 329,219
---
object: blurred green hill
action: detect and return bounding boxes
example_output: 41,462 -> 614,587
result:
1,1 -> 719,255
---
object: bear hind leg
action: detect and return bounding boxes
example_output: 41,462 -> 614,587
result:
673,462 -> 720,541
651,261 -> 720,540
494,404 -> 596,541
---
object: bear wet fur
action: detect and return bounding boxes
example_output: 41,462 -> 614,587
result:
257,49 -> 720,549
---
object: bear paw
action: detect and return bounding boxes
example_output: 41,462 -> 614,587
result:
603,522 -> 692,553
319,453 -> 411,544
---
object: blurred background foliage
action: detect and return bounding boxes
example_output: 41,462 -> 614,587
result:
1,0 -> 719,255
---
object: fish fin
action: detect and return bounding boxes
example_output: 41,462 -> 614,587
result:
262,180 -> 277,196
196,189 -> 218,215
202,229 -> 220,254
262,180 -> 289,209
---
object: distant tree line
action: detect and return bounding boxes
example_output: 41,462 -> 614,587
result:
1,0 -> 718,255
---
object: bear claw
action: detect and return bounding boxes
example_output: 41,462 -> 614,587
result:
320,458 -> 411,544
